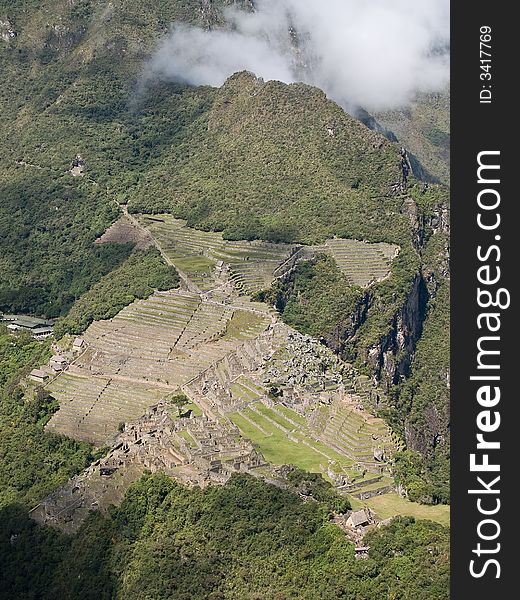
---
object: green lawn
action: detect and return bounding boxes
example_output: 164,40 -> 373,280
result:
355,493 -> 450,527
223,310 -> 267,340
292,434 -> 355,468
230,410 -> 357,476
168,401 -> 203,420
172,255 -> 216,273
275,404 -> 309,427
183,402 -> 203,417
230,384 -> 260,402
253,403 -> 295,431
177,430 -> 196,447
230,412 -> 329,473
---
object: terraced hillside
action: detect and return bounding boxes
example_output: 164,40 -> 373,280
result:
313,399 -> 396,469
45,374 -> 167,445
226,382 -> 397,491
321,239 -> 399,287
229,395 -> 396,491
175,320 -> 399,494
36,201 -> 412,531
141,214 -> 400,293
141,215 -> 297,294
42,197 -> 407,510
44,268 -> 398,496
45,290 -> 271,445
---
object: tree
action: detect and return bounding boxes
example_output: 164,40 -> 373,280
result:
170,393 -> 189,417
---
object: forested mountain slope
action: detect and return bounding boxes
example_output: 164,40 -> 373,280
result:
1,473 -> 449,600
1,2 -> 450,597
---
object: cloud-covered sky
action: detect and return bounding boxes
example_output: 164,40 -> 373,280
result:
144,0 -> 449,112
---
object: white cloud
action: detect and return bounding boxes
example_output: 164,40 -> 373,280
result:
143,0 -> 449,112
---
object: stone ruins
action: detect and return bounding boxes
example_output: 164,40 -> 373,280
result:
33,214 -> 401,531
31,401 -> 265,533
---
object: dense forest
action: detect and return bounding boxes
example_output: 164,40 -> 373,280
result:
127,71 -> 407,245
53,248 -> 179,338
0,171 -> 130,317
257,254 -> 365,342
0,473 -> 449,600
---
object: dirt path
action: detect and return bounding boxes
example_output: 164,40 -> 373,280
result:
122,206 -> 204,295
67,364 -> 177,390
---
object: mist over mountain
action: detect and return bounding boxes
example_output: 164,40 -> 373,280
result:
143,0 -> 450,112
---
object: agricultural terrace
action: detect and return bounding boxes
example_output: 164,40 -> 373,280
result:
140,215 -> 399,293
140,215 -> 296,294
46,289 -> 270,445
319,238 -> 399,287
227,379 -> 396,496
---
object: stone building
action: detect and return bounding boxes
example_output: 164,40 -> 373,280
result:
29,369 -> 49,384
346,508 -> 372,529
50,355 -> 68,372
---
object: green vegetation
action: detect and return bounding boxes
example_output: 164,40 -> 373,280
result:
425,128 -> 450,149
53,249 -> 179,337
0,327 -> 94,509
376,91 -> 450,184
259,254 -> 364,345
389,206 -> 450,504
363,515 -> 449,595
391,283 -> 450,504
393,447 -> 449,506
276,404 -> 309,427
232,410 -> 330,473
259,245 -> 424,370
0,4 -> 450,596
0,473 -> 449,599
177,430 -> 196,447
1,0 -> 449,493
255,401 -> 295,429
361,493 -> 450,527
284,466 -> 351,513
0,0 -> 221,319
169,392 -> 190,417
0,328 -> 48,390
172,255 -> 216,275
222,310 -> 267,340
129,72 -> 407,246
229,407 -> 355,476
0,170 -> 130,317
344,244 -> 422,366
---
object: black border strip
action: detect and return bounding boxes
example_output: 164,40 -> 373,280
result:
451,2 -> 515,596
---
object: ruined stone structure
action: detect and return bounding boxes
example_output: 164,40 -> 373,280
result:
31,401 -> 265,532
35,214 -> 401,532
172,414 -> 265,484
